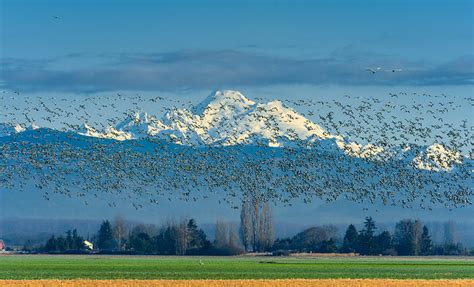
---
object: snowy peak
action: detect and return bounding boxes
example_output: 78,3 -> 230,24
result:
87,90 -> 332,147
193,90 -> 332,146
196,90 -> 256,133
413,144 -> 462,171
194,90 -> 255,115
0,123 -> 25,137
116,112 -> 154,129
111,112 -> 168,140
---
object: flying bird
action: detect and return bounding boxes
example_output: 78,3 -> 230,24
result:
366,67 -> 381,74
386,69 -> 402,73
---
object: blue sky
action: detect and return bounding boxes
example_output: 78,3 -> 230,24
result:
1,0 -> 473,228
0,0 -> 473,94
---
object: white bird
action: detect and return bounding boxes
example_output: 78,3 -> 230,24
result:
366,67 -> 381,74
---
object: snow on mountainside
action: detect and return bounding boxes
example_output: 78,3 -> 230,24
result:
0,123 -> 25,137
0,123 -> 39,137
413,144 -> 462,171
77,124 -> 105,138
82,90 -> 335,147
79,112 -> 166,141
0,90 -> 467,172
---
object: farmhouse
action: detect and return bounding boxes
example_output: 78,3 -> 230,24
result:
83,240 -> 93,250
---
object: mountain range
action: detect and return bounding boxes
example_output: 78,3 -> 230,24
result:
1,90 -> 466,172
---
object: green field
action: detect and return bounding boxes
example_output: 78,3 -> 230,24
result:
1,255 -> 473,280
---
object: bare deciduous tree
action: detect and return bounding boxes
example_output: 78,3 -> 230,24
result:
260,201 -> 274,251
215,220 -> 229,248
251,198 -> 260,251
240,198 -> 274,252
176,219 -> 189,255
444,220 -> 457,244
228,222 -> 240,248
112,215 -> 128,251
240,200 -> 252,251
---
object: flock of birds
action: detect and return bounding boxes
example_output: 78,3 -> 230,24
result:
0,88 -> 472,211
366,67 -> 402,74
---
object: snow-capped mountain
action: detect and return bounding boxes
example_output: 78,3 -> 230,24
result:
79,90 -> 335,147
0,90 -> 468,172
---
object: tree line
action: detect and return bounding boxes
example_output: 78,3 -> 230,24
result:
272,217 -> 470,256
40,200 -> 275,255
42,217 -> 244,255
35,202 -> 471,256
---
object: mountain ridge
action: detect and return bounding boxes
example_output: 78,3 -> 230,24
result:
0,90 -> 468,172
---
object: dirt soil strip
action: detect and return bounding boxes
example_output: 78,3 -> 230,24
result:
1,280 -> 474,287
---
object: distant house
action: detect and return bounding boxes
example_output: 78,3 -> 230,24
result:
83,240 -> 93,250
0,240 -> 5,251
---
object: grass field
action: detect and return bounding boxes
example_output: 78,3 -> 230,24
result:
1,279 -> 474,287
0,255 -> 473,280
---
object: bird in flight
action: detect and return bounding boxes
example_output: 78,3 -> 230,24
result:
386,68 -> 402,73
366,67 -> 381,74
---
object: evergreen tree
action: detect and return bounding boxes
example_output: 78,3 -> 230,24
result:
55,236 -> 67,252
319,238 -> 337,253
394,219 -> 412,255
420,226 -> 433,255
44,235 -> 58,252
66,230 -> 73,250
97,220 -> 116,250
187,219 -> 199,245
22,240 -> 34,252
72,229 -> 83,250
187,219 -> 207,252
129,232 -> 153,254
342,224 -> 358,253
358,217 -> 377,255
155,225 -> 179,255
376,231 -> 392,254
363,217 -> 377,237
